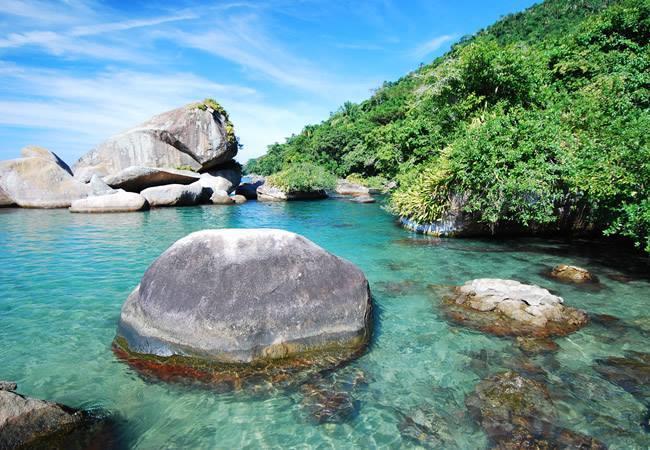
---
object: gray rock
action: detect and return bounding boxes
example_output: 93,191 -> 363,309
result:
235,176 -> 265,199
88,175 -> 116,196
350,195 -> 375,204
103,166 -> 200,193
209,190 -> 234,205
0,186 -> 14,207
141,181 -> 203,207
0,381 -> 17,391
257,183 -> 327,202
232,194 -> 247,204
69,190 -> 148,213
200,167 -> 242,195
73,101 -> 238,178
0,154 -> 91,208
117,229 -> 372,364
335,180 -> 369,196
0,388 -> 86,449
21,146 -> 73,175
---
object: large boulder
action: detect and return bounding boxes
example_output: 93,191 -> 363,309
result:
21,145 -> 73,175
0,149 -> 93,208
257,183 -> 327,202
102,166 -> 200,192
70,190 -> 148,213
140,181 -> 204,207
115,229 -> 372,371
73,100 -> 238,180
199,166 -> 241,195
442,279 -> 588,337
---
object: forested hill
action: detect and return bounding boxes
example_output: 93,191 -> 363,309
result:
245,0 -> 650,251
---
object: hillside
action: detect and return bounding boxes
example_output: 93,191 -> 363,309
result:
246,0 -> 650,251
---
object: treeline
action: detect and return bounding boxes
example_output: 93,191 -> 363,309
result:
246,0 -> 649,251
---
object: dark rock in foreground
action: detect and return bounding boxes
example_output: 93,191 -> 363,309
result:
0,381 -> 121,449
442,279 -> 588,337
115,229 -> 372,386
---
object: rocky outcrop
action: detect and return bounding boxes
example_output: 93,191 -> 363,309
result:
257,183 -> 327,202
140,181 -> 204,207
550,264 -> 597,283
335,180 -> 369,196
442,279 -> 588,337
73,100 -> 238,180
0,150 -> 93,208
235,176 -> 265,199
115,229 -> 372,374
102,166 -> 200,192
69,190 -> 148,213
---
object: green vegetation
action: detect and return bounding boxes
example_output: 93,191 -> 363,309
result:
246,0 -> 649,251
190,98 -> 239,148
267,162 -> 336,192
345,173 -> 389,190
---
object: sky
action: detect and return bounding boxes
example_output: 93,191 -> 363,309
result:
0,0 -> 538,165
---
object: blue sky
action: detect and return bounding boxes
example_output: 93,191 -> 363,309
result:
0,0 -> 537,165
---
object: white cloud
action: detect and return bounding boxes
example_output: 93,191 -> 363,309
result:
411,34 -> 457,60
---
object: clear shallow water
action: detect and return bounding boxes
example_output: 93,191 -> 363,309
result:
1,199 -> 649,449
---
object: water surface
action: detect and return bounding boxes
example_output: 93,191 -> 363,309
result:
1,199 -> 648,448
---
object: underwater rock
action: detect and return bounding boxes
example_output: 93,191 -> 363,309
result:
515,337 -> 559,355
442,279 -> 588,337
550,264 -> 598,283
115,229 -> 372,385
375,280 -> 421,296
594,352 -> 650,403
398,406 -> 455,448
299,383 -> 356,424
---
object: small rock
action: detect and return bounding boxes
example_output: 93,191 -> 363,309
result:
550,264 -> 597,283
350,195 -> 375,204
210,190 -> 234,205
299,382 -> 357,424
398,406 -> 455,447
0,381 -> 17,391
70,190 -> 148,213
232,194 -> 247,204
141,181 -> 204,207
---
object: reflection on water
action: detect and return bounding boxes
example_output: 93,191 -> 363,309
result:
0,200 -> 649,448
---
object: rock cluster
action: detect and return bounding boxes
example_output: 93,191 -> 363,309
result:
442,279 -> 588,337
114,229 -> 372,384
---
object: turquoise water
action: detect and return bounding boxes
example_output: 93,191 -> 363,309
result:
1,199 -> 649,449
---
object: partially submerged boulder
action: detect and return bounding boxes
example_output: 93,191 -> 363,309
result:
550,264 -> 597,283
350,194 -> 375,204
102,166 -> 199,192
257,183 -> 327,202
0,151 -> 92,208
232,194 -> 247,204
140,181 -> 204,207
442,279 -> 588,337
114,229 -> 372,384
69,191 -> 148,213
209,190 -> 234,205
73,100 -> 238,179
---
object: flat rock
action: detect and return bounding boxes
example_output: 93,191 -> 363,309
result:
550,264 -> 597,283
257,183 -> 327,202
335,180 -> 369,196
0,154 -> 92,208
73,101 -> 238,179
103,166 -> 200,192
442,279 -> 588,337
69,190 -> 148,213
350,194 -> 375,203
115,229 -> 372,372
141,181 -> 203,207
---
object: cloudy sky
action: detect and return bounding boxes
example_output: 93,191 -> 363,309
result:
0,0 -> 536,165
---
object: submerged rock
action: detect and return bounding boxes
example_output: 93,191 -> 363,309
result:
350,194 -> 375,204
0,381 -> 120,449
398,406 -> 456,448
594,351 -> 650,403
73,101 -> 238,179
515,337 -> 559,355
550,264 -> 598,283
0,150 -> 92,208
103,166 -> 200,192
256,183 -> 327,202
299,383 -> 357,424
140,181 -> 204,207
115,229 -> 372,384
442,279 -> 588,337
69,190 -> 148,213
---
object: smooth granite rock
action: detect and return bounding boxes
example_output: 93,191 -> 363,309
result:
442,279 -> 588,337
88,175 -> 116,196
335,180 -> 369,196
257,183 -> 327,202
73,102 -> 238,179
199,167 -> 241,195
209,190 -> 234,205
20,146 -> 73,175
103,166 -> 200,192
0,154 -> 92,208
350,195 -> 375,204
232,194 -> 247,204
69,190 -> 148,213
550,264 -> 597,283
141,181 -> 203,207
116,229 -> 372,365
0,186 -> 14,207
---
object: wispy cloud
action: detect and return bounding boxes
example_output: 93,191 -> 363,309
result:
411,34 -> 457,60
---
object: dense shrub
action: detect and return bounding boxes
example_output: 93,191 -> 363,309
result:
267,163 -> 336,192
